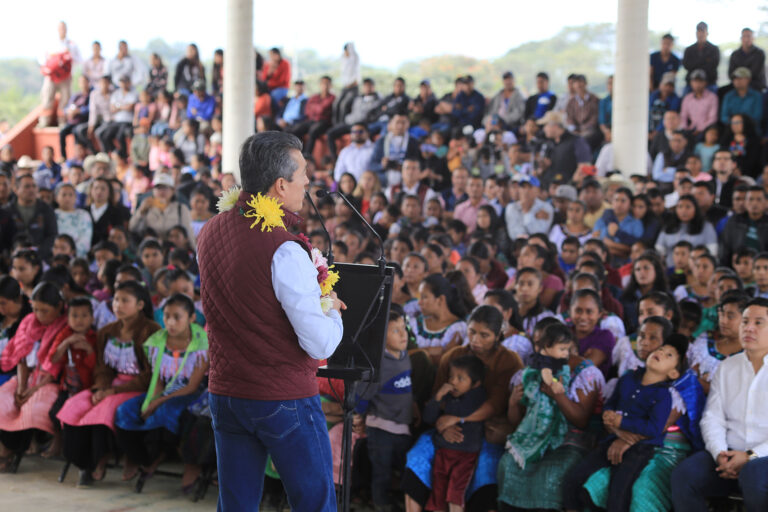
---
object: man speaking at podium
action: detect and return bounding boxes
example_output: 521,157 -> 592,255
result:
198,132 -> 345,511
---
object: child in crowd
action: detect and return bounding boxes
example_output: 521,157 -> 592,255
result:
483,289 -> 532,365
732,247 -> 756,289
423,355 -> 487,512
751,252 -> 768,298
115,294 -> 208,490
353,304 -> 413,511
0,282 -> 68,471
69,258 -> 92,291
139,239 -> 165,291
562,337 -> 687,511
505,323 -> 574,468
668,241 -> 692,290
10,249 -> 43,298
57,281 -> 160,487
46,297 -> 98,458
457,257 -> 487,304
678,300 -> 703,338
402,252 -> 428,316
514,267 -> 554,337
53,234 -> 77,261
94,264 -> 144,330
558,236 -> 580,276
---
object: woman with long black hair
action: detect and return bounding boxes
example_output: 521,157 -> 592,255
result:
620,251 -> 670,333
409,274 -> 468,363
654,194 -> 717,267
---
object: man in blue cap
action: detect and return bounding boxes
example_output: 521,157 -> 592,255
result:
504,174 -> 554,240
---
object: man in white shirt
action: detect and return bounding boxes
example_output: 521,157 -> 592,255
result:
386,158 -> 439,210
333,122 -> 374,182
108,40 -> 147,88
671,297 -> 768,511
39,21 -> 81,127
504,175 -> 553,240
96,76 -> 137,159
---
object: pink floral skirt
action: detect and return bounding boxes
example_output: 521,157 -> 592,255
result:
0,376 -> 59,434
56,374 -> 141,431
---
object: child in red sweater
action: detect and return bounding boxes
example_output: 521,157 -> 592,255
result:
46,297 -> 98,457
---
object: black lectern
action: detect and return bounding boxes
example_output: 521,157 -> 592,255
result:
317,262 -> 394,512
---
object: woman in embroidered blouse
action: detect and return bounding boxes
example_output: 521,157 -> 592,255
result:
115,294 -> 208,488
570,289 -> 616,378
688,290 -> 748,394
57,281 -> 160,485
0,276 -> 32,386
482,289 -> 535,365
592,187 -> 643,266
55,183 -> 93,258
408,274 -> 468,364
0,282 -> 68,472
10,250 -> 43,299
498,321 -> 605,510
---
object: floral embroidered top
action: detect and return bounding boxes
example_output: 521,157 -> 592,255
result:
144,323 -> 209,394
687,331 -> 743,383
92,316 -> 161,392
502,332 -> 534,366
408,315 -> 467,349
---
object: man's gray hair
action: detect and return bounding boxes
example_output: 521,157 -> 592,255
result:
239,132 -> 303,194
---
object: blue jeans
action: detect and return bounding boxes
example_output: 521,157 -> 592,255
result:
210,393 -> 336,512
671,450 -> 768,512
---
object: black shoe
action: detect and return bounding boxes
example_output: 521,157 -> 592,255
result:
76,469 -> 94,488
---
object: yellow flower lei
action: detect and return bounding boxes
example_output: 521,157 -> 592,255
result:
243,193 -> 286,232
320,268 -> 340,296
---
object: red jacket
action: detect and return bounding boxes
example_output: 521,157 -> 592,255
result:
49,326 -> 98,391
261,59 -> 291,90
305,93 -> 336,122
198,191 -> 319,400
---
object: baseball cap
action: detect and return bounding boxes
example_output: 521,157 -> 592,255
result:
732,67 -> 752,79
16,155 -> 34,169
152,172 -> 175,188
554,185 -> 578,201
192,79 -> 206,91
661,72 -> 676,85
502,71 -> 514,79
419,79 -> 431,87
537,110 -> 565,126
690,69 -> 707,81
518,175 -> 541,188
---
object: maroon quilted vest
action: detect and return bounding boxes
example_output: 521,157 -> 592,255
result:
198,191 -> 318,400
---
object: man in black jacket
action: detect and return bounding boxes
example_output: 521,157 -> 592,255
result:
720,186 -> 768,266
538,111 -> 591,188
6,175 -> 57,260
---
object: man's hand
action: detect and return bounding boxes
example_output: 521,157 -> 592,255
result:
535,209 -> 550,220
717,450 -> 749,479
329,291 -> 347,314
139,197 -> 154,214
608,439 -> 631,465
607,222 -> 619,237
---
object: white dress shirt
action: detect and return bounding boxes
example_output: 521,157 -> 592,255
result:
504,198 -> 554,240
333,141 -> 374,182
271,241 -> 344,360
701,351 -> 768,460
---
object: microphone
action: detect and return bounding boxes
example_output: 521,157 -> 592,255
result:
305,190 -> 333,266
316,189 -> 387,273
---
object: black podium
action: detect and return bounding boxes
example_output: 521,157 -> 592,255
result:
317,262 -> 394,512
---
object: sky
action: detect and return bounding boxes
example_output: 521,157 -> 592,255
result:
2,0 -> 763,69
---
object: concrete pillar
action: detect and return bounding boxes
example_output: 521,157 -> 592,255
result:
222,0 -> 255,184
613,0 -> 649,177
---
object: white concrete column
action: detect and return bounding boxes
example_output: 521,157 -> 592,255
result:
222,0 -> 255,184
613,0 -> 649,178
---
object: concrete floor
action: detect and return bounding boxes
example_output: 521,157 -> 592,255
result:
0,455 -> 218,511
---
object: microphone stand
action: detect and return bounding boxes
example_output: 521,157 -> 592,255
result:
317,190 -> 386,274
305,190 -> 334,266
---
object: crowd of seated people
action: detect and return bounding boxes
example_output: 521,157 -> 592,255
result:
0,18 -> 767,512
